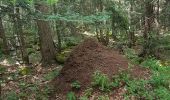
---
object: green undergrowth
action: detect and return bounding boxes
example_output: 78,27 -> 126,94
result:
44,68 -> 60,81
56,49 -> 72,64
66,57 -> 170,100
1,65 -> 60,100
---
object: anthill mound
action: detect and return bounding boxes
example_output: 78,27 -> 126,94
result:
52,38 -> 150,95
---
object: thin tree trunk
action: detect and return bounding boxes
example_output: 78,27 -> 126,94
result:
15,6 -> 29,64
35,2 -> 56,65
140,1 -> 154,57
53,4 -> 62,52
128,1 -> 135,48
0,17 -> 9,55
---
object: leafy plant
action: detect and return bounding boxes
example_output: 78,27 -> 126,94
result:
6,91 -> 19,100
71,80 -> 81,89
124,48 -> 141,64
80,96 -> 88,100
56,49 -> 71,64
18,66 -> 31,75
124,58 -> 170,99
92,71 -> 111,91
0,66 -> 6,73
44,68 -> 59,81
141,58 -> 161,71
154,86 -> 170,99
83,87 -> 93,97
66,92 -> 76,100
79,87 -> 93,100
97,95 -> 110,100
111,71 -> 130,88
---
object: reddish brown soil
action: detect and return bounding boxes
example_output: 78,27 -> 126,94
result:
52,38 -> 150,98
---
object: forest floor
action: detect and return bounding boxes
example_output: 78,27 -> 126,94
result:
51,38 -> 150,99
1,61 -> 62,99
1,38 -> 169,100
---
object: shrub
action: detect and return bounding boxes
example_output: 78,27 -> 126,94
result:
92,71 -> 111,91
79,88 -> 93,100
111,71 -> 130,88
66,92 -> 76,100
97,95 -> 110,100
56,49 -> 71,64
6,91 -> 19,100
79,96 -> 88,100
44,68 -> 59,81
71,80 -> 81,89
124,48 -> 141,64
125,58 -> 170,99
141,58 -> 161,71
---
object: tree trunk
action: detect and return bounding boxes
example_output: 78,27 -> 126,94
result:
128,1 -> 135,48
140,1 -> 154,57
0,17 -> 9,55
15,6 -> 29,64
35,2 -> 56,65
53,4 -> 62,52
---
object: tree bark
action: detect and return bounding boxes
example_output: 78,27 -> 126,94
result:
15,6 -> 29,64
53,4 -> 62,52
128,1 -> 135,48
139,1 -> 154,57
35,2 -> 56,65
0,17 -> 9,55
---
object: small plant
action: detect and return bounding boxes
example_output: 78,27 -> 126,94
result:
141,58 -> 162,71
84,87 -> 93,97
56,49 -> 71,64
66,92 -> 76,100
92,71 -> 111,91
6,91 -> 19,100
79,96 -> 88,100
97,95 -> 110,100
124,58 -> 170,99
124,48 -> 141,64
44,68 -> 59,81
71,80 -> 81,89
0,66 -> 6,73
111,71 -> 130,88
18,66 -> 31,75
79,87 -> 93,100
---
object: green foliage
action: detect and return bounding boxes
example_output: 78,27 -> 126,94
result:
97,95 -> 110,100
63,36 -> 82,47
66,92 -> 76,100
79,88 -> 93,100
141,58 -> 163,71
125,58 -> 170,99
79,96 -> 88,100
47,0 -> 58,5
18,66 -> 31,75
83,87 -> 93,97
56,49 -> 71,64
125,79 -> 152,99
124,48 -> 141,64
48,12 -> 110,23
71,80 -> 81,89
92,71 -> 111,91
111,71 -> 130,88
154,86 -> 170,100
149,67 -> 170,88
17,82 -> 52,100
0,48 -> 2,58
44,68 -> 59,81
6,91 -> 19,100
0,66 -> 6,73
